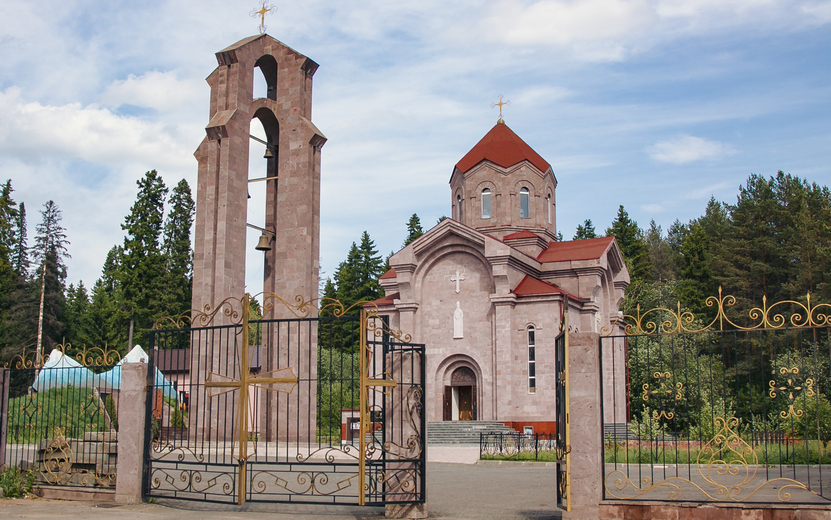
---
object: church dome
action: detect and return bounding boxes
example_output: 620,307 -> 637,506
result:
455,122 -> 551,174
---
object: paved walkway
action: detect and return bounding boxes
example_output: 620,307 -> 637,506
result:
0,461 -> 562,520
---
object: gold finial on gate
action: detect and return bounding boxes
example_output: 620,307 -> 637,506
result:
250,1 -> 277,34
491,94 -> 511,124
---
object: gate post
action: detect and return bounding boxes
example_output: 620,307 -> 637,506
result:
0,368 -> 9,471
565,331 -> 603,516
115,362 -> 149,504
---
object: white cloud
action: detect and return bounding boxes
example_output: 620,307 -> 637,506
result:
0,87 -> 194,169
101,70 -> 203,112
647,135 -> 734,164
641,203 -> 665,213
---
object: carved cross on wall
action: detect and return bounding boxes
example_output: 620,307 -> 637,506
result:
450,270 -> 466,293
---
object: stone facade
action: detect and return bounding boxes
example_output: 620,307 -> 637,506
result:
375,122 -> 630,431
189,35 -> 325,440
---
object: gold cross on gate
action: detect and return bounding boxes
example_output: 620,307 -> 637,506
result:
250,1 -> 277,34
204,294 -> 297,505
491,94 -> 511,123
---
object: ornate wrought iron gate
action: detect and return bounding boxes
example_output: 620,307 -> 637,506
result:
143,294 -> 425,507
554,304 -> 571,511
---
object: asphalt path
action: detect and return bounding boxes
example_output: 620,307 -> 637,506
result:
0,461 -> 563,520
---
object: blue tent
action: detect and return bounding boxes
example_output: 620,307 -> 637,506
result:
32,349 -> 93,392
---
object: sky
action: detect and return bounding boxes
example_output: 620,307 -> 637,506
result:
1,0 -> 830,296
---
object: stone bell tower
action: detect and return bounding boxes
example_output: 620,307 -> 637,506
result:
191,34 -> 326,314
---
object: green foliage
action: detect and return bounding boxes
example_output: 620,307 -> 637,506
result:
0,466 -> 36,498
689,395 -> 735,441
316,346 -> 360,438
161,179 -> 195,319
104,393 -> 119,430
606,205 -> 651,282
32,201 -> 70,353
6,386 -> 109,443
628,407 -> 667,440
403,213 -> 424,247
573,218 -> 597,240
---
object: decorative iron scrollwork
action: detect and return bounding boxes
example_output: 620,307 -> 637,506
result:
769,367 -> 815,419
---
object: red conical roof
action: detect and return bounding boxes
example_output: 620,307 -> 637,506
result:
455,122 -> 551,174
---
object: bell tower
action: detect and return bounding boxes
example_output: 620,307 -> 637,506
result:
191,34 -> 326,313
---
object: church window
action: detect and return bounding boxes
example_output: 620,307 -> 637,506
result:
481,189 -> 491,219
456,194 -> 463,220
546,191 -> 551,224
520,188 -> 530,219
528,326 -> 536,394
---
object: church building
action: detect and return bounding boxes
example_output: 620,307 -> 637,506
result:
373,119 -> 630,433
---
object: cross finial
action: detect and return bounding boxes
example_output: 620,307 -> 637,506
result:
250,1 -> 277,35
491,94 -> 511,124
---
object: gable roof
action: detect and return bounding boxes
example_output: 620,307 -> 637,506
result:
380,268 -> 397,279
366,292 -> 399,307
537,236 -> 615,263
513,275 -> 578,299
455,123 -> 551,174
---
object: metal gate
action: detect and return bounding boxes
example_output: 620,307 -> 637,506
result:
554,304 -> 571,511
143,293 -> 425,506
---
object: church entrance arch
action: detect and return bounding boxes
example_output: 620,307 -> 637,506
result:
444,366 -> 477,421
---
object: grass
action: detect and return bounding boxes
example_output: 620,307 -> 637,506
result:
5,386 -> 110,443
604,440 -> 831,465
480,451 -> 560,462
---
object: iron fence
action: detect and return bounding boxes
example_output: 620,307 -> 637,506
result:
480,432 -> 558,461
1,345 -> 121,491
600,325 -> 831,504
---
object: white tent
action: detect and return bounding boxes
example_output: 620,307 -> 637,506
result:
32,348 -> 93,392
92,345 -> 177,400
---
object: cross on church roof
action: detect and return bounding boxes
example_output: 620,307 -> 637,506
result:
250,1 -> 277,34
491,94 -> 511,124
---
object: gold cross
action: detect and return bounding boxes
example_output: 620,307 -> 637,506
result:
204,294 -> 297,505
491,94 -> 511,123
250,1 -> 277,35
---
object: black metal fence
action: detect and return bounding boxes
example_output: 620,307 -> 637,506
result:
600,326 -> 831,504
480,432 -> 558,461
144,313 -> 425,506
1,348 -> 121,491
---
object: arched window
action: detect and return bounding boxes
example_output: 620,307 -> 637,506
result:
481,188 -> 491,219
456,194 -> 463,221
520,187 -> 530,219
527,326 -> 536,394
546,191 -> 552,224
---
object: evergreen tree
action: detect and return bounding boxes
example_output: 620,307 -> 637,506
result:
606,205 -> 651,282
161,179 -> 195,318
12,202 -> 28,276
573,219 -> 597,240
86,279 -> 121,350
403,214 -> 424,247
677,223 -> 714,315
64,282 -> 92,348
32,200 -> 70,354
119,170 -> 168,351
0,182 -> 19,364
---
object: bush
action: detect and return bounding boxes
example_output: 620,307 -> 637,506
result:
0,466 -> 36,498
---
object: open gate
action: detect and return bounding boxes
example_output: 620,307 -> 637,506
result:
554,303 -> 571,511
143,294 -> 425,507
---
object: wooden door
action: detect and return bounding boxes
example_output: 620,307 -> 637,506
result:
443,386 -> 452,421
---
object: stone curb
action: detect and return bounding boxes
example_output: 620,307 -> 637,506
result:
476,460 -> 557,467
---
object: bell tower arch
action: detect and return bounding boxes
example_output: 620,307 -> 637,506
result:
192,34 -> 326,314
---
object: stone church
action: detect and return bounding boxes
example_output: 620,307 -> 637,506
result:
373,121 -> 630,433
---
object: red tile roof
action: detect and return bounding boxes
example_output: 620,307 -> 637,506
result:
513,276 -> 577,299
504,230 -> 541,240
380,268 -> 397,279
366,292 -> 399,307
537,236 -> 614,263
455,123 -> 551,174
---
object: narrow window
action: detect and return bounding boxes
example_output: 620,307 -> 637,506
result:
520,187 -> 530,219
528,326 -> 536,394
546,192 -> 551,224
481,188 -> 491,219
456,194 -> 462,220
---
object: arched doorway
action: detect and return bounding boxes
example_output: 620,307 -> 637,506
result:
444,366 -> 477,421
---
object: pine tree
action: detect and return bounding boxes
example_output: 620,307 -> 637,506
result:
0,181 -> 19,364
64,282 -> 92,348
677,223 -> 714,315
162,179 -> 195,318
403,214 -> 424,247
119,170 -> 168,351
606,205 -> 651,282
573,219 -> 597,240
86,279 -> 121,350
32,200 -> 70,354
12,202 -> 28,276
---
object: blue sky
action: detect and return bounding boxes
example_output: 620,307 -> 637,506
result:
1,0 -> 830,295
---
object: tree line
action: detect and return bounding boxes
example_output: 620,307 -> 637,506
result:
0,171 -> 195,372
586,171 -> 831,318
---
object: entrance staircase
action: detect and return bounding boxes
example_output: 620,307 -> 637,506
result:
427,421 -> 517,445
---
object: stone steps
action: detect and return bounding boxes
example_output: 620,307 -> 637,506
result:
427,421 -> 518,445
